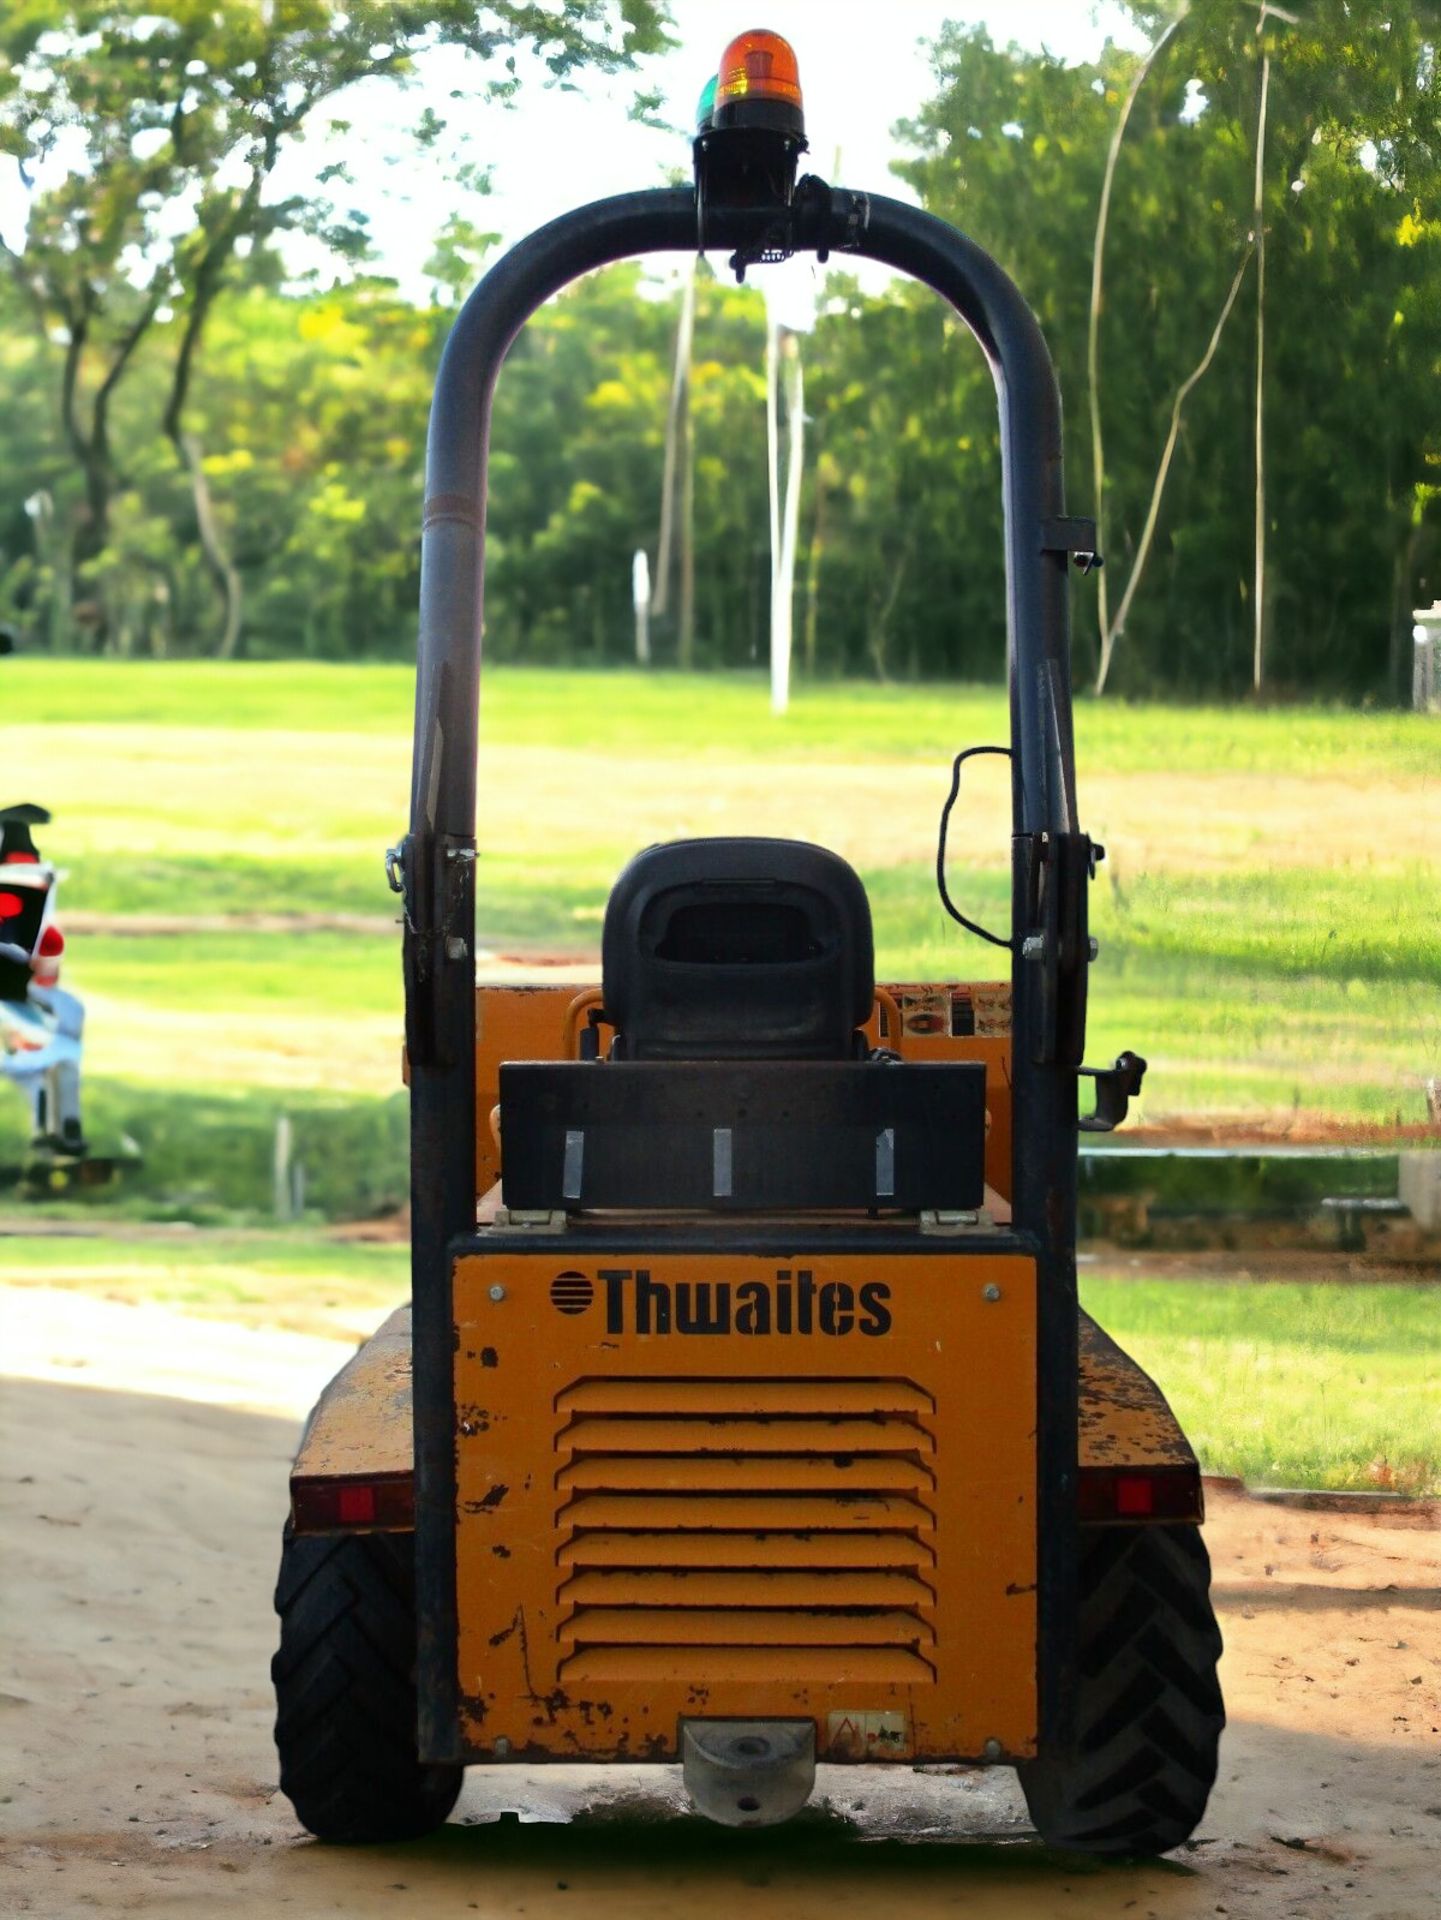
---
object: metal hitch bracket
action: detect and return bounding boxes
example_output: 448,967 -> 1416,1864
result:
681,1719 -> 817,1828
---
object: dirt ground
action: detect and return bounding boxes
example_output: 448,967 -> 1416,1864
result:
2,1287 -> 1439,1920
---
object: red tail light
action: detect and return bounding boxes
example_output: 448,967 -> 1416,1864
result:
291,1473 -> 415,1533
1077,1464 -> 1203,1524
292,1465 -> 1200,1531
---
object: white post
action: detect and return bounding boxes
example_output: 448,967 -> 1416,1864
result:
764,261 -> 816,717
771,334 -> 805,717
632,548 -> 651,666
1411,602 -> 1441,712
273,1113 -> 293,1222
766,319 -> 781,702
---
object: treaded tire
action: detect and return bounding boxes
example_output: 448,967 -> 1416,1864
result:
1019,1524 -> 1224,1856
272,1527 -> 462,1842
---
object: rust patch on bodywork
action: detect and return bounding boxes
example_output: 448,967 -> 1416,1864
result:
1078,1310 -> 1195,1471
290,1304 -> 412,1497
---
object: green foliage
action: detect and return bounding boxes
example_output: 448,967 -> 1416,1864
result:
480,263 -> 771,666
0,1228 -> 410,1337
0,0 -> 670,652
8,654 -> 1438,771
896,4 -> 1441,699
191,279 -> 445,659
2,3 -> 1440,689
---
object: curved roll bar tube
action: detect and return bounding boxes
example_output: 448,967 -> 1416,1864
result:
403,185 -> 1083,1760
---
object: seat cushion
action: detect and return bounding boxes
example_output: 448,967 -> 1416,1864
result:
601,837 -> 874,1062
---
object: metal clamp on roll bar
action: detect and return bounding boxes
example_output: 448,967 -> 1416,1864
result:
1041,515 -> 1104,574
1078,1050 -> 1147,1133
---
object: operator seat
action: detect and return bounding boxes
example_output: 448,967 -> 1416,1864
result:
601,837 -> 874,1061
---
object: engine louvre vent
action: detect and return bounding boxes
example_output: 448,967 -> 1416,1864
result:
555,1378 -> 938,1685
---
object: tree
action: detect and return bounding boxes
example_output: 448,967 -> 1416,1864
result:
485,262 -> 768,669
0,0 -> 669,652
3,6 -> 1437,693
1121,0 -> 1441,697
803,273 -> 1000,680
1085,2 -> 1254,693
898,9 -> 1441,699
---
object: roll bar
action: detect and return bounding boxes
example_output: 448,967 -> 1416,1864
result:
402,178 -> 1092,1213
400,184 -> 1090,1752
410,184 -> 1079,841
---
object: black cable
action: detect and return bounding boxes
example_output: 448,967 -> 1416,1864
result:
936,745 -> 1013,950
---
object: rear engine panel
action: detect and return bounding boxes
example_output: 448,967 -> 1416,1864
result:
451,1248 -> 1037,1763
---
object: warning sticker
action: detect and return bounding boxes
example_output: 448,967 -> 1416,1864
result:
826,1710 -> 911,1760
885,981 -> 1011,1042
898,988 -> 948,1037
972,982 -> 1013,1037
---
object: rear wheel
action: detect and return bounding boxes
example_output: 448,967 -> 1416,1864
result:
272,1527 -> 462,1842
1019,1523 -> 1224,1856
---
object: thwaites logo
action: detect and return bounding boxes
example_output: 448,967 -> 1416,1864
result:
549,1268 -> 892,1337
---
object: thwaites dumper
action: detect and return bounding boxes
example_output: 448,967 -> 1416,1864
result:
273,31 -> 1224,1857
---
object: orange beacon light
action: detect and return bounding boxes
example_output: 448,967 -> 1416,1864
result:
711,29 -> 805,135
693,30 -> 810,269
716,29 -> 803,108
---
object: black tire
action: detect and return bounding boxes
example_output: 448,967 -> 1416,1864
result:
272,1527 -> 462,1843
1019,1523 -> 1225,1857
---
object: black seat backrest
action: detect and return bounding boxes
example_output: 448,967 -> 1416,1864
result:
601,837 -> 874,1061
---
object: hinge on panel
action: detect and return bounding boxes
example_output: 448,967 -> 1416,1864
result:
919,1209 -> 982,1236
490,1208 -> 568,1233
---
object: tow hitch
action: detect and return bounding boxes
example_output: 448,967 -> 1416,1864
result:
681,1719 -> 817,1828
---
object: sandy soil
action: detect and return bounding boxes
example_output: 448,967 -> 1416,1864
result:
2,1287 -> 1439,1920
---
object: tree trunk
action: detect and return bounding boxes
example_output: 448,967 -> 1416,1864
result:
653,263 -> 696,622
162,218 -> 253,657
60,308 -> 110,647
1088,10 -> 1189,674
869,533 -> 912,683
175,432 -> 244,658
1251,35 -> 1272,694
774,335 -> 805,713
678,371 -> 695,669
61,287 -> 165,652
803,457 -> 829,676
1389,514 -> 1424,705
1095,249 -> 1251,694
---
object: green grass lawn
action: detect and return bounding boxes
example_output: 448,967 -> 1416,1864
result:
1,1227 -> 1432,1493
5,659 -> 1438,1133
1083,1274 -> 1441,1494
0,1228 -> 409,1337
6,656 -> 1437,775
